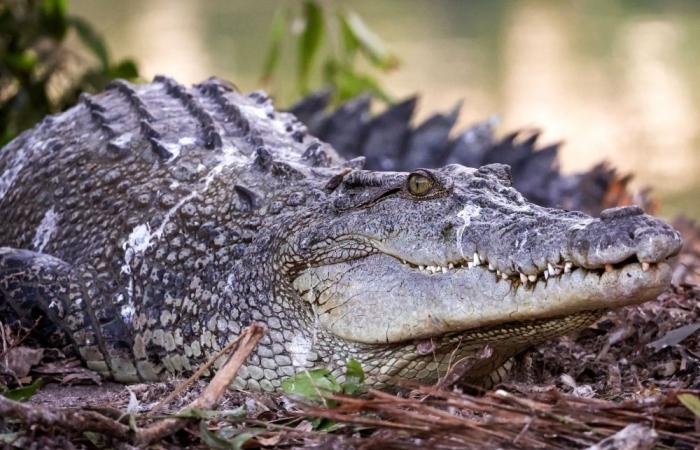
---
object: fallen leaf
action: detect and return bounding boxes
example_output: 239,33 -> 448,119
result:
678,393 -> 700,418
648,323 -> 700,352
255,434 -> 282,446
2,347 -> 43,378
61,370 -> 101,385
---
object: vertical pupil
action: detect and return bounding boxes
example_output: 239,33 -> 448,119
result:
411,175 -> 430,194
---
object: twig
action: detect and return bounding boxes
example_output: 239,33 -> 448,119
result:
135,322 -> 266,445
148,329 -> 249,415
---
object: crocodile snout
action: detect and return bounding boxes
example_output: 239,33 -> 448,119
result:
569,207 -> 682,268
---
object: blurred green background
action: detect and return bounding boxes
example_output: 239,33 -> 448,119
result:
29,0 -> 700,219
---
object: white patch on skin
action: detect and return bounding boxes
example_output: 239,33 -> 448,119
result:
164,143 -> 182,160
124,223 -> 152,255
121,223 -> 151,306
0,146 -> 31,201
121,304 -> 135,324
238,100 -> 290,135
32,207 -> 59,252
287,333 -> 313,369
112,132 -> 132,147
178,136 -> 196,146
456,204 -> 481,259
157,137 -> 197,162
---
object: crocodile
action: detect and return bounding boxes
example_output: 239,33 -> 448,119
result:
0,76 -> 682,392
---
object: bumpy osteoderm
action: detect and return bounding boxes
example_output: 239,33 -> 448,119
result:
0,77 -> 682,391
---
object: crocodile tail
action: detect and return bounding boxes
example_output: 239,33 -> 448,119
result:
289,93 -> 654,216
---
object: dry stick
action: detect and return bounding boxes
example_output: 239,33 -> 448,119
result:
135,322 -> 266,446
149,329 -> 249,415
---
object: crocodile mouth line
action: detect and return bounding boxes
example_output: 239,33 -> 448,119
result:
391,253 -> 667,289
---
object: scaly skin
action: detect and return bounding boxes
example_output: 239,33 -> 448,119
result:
0,77 -> 682,391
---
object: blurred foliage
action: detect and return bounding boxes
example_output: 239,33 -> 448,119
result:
261,0 -> 399,104
0,0 -> 139,146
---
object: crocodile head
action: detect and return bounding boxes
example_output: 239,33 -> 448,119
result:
287,163 -> 682,387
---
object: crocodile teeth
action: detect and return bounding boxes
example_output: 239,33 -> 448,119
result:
501,273 -> 508,280
467,261 -> 475,268
448,263 -> 454,269
520,273 -> 528,284
441,266 -> 448,274
544,271 -> 549,280
419,265 -> 425,271
488,263 -> 495,271
528,274 -> 537,282
473,253 -> 481,266
605,264 -> 614,272
547,263 -> 556,277
642,262 -> 650,271
564,262 -> 573,273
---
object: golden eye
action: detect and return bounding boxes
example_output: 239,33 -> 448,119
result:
407,173 -> 434,196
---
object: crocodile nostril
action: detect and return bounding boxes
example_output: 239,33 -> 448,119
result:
600,205 -> 644,221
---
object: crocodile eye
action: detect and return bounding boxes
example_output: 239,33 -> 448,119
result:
407,173 -> 434,196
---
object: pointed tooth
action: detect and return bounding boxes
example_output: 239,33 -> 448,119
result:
544,271 -> 549,280
467,261 -> 475,268
528,274 -> 537,282
564,262 -> 572,273
501,273 -> 509,280
448,263 -> 454,269
441,266 -> 448,274
402,259 -> 407,264
520,273 -> 528,284
419,265 -> 425,271
488,263 -> 495,271
473,253 -> 481,265
605,264 -> 614,273
642,262 -> 650,272
547,263 -> 555,276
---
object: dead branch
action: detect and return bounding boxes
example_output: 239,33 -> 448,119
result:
135,322 -> 266,445
148,328 -> 249,415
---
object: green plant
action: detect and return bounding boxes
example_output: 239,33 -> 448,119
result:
0,0 -> 139,146
281,358 -> 366,406
261,1 -> 399,104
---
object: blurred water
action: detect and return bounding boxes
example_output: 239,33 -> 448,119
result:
72,0 -> 700,219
